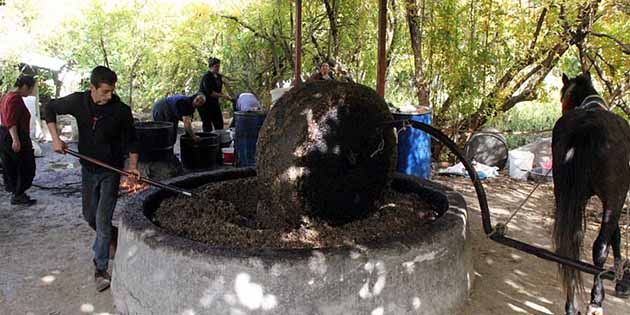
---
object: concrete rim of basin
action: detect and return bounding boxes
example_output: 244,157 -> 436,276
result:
113,168 -> 472,315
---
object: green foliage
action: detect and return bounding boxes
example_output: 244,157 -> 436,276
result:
0,58 -> 20,93
0,0 -> 625,138
45,0 -> 167,109
488,100 -> 560,149
558,47 -> 581,78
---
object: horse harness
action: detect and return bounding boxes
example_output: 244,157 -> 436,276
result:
578,95 -> 609,111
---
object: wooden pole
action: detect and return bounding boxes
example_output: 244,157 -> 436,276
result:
376,0 -> 388,97
293,0 -> 303,86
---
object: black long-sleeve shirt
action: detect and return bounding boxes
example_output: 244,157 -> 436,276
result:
44,91 -> 138,170
198,71 -> 223,108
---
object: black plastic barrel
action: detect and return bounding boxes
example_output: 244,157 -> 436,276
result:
134,121 -> 175,162
234,111 -> 266,167
180,132 -> 219,170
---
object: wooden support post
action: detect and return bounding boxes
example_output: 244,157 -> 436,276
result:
293,0 -> 303,86
376,0 -> 387,97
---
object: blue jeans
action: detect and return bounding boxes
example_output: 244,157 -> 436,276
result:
81,167 -> 120,271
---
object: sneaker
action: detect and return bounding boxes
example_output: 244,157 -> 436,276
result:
10,194 -> 36,206
94,269 -> 111,292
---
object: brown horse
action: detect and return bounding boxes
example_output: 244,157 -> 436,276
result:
553,72 -> 630,315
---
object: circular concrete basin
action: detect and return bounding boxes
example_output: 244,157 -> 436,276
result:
113,168 -> 471,315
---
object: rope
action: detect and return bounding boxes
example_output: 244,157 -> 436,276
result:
370,119 -> 410,159
394,120 -> 412,143
489,167 -> 552,237
369,138 -> 385,158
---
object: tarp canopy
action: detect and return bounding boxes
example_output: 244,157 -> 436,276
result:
20,52 -> 66,72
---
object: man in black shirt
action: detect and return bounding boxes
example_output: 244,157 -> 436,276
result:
44,66 -> 139,292
198,57 -> 232,132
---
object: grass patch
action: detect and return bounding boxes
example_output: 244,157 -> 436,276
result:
487,101 -> 560,149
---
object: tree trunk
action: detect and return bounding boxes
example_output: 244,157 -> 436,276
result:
128,54 -> 143,107
323,0 -> 340,61
405,0 -> 429,106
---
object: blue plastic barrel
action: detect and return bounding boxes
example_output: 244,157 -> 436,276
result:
234,111 -> 267,167
393,111 -> 432,179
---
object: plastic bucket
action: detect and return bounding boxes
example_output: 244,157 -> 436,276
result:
222,147 -> 235,165
211,129 -> 233,164
393,111 -> 432,179
234,111 -> 267,167
508,150 -> 534,180
180,132 -> 219,170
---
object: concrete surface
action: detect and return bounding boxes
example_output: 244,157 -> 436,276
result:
112,169 -> 472,315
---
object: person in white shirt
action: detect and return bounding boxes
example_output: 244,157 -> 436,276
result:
235,92 -> 260,112
229,92 -> 261,128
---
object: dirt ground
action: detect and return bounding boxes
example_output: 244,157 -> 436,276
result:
1,144 -> 630,314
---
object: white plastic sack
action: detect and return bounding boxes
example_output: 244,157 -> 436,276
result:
437,161 -> 499,179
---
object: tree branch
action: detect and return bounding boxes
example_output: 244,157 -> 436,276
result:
585,51 -> 614,95
615,99 -> 630,117
385,0 -> 399,71
220,15 -> 272,41
99,36 -> 110,68
322,0 -> 340,59
310,34 -> 327,64
591,32 -> 630,54
527,7 -> 548,63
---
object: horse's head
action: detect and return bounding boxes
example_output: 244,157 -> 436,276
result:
560,72 -> 599,114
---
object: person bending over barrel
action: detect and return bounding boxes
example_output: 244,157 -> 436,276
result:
152,93 -> 205,143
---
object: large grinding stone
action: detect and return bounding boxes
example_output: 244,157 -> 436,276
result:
256,81 -> 397,225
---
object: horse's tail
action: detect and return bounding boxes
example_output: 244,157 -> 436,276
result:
553,123 -> 603,296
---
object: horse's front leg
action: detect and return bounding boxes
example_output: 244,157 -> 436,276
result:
587,208 -> 622,315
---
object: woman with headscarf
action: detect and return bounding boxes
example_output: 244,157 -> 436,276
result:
0,76 -> 37,205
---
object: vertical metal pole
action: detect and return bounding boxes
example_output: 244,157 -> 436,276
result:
376,0 -> 387,97
294,0 -> 303,86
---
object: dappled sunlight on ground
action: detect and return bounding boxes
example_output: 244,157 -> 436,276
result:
3,143 -> 628,314
0,142 -> 115,314
434,173 -> 630,314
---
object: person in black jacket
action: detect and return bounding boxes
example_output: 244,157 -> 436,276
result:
44,66 -> 139,292
198,57 -> 232,132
